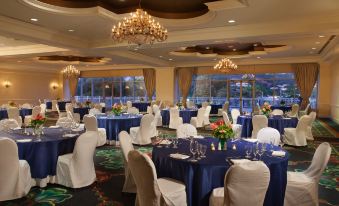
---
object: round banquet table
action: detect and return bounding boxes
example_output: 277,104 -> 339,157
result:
97,114 -> 142,141
0,128 -> 79,180
0,108 -> 32,121
132,102 -> 150,112
271,106 -> 292,113
152,138 -> 288,206
161,109 -> 198,125
73,107 -> 106,121
197,104 -> 222,114
46,101 -> 70,111
237,115 -> 298,137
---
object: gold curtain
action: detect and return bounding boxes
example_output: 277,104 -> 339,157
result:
292,63 -> 319,109
142,69 -> 156,101
64,74 -> 80,98
177,67 -> 195,106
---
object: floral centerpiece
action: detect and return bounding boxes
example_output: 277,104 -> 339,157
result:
112,103 -> 123,116
211,119 -> 235,150
84,100 -> 92,107
30,114 -> 46,137
261,102 -> 272,117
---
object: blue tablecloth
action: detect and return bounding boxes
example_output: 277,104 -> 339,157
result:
0,108 -> 32,121
46,101 -> 70,111
152,138 -> 288,206
161,109 -> 198,125
0,129 -> 78,178
237,116 -> 298,137
73,107 -> 106,120
197,104 -> 222,114
271,106 -> 292,113
97,114 -> 142,141
132,102 -> 150,112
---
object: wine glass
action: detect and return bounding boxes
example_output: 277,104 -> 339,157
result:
196,144 -> 202,160
252,144 -> 258,160
189,140 -> 198,162
172,138 -> 178,148
258,144 -> 265,160
245,144 -> 252,159
200,144 -> 207,158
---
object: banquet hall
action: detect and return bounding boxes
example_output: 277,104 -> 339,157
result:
0,0 -> 338,206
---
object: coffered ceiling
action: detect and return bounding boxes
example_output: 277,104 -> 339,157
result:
0,0 -> 338,72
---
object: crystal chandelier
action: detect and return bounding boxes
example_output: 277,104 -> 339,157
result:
214,58 -> 237,73
111,8 -> 168,45
61,65 -> 80,78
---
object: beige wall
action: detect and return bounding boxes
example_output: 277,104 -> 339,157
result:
0,69 -> 62,105
155,67 -> 175,104
330,58 -> 339,123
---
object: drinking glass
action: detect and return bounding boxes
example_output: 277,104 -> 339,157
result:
252,144 -> 258,160
190,140 -> 198,162
172,138 -> 178,148
258,144 -> 265,160
196,144 -> 202,160
200,145 -> 207,158
245,144 -> 252,159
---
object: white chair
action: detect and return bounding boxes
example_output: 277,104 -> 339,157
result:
231,109 -> 240,124
202,101 -> 209,108
89,108 -> 102,116
130,114 -> 156,145
287,104 -> 299,118
0,119 -> 20,131
306,112 -> 316,141
56,104 -> 67,118
272,109 -> 284,116
24,106 -> 41,125
176,124 -> 197,138
147,106 -> 153,114
51,100 -> 58,112
83,115 -> 107,147
126,101 -> 132,109
222,111 -> 231,124
283,115 -> 311,146
252,115 -> 268,139
190,107 -> 205,128
127,107 -> 139,115
284,142 -> 331,206
299,103 -> 310,117
7,107 -> 22,127
203,105 -> 211,125
128,150 -> 187,206
56,117 -> 73,127
56,131 -> 98,188
119,131 -> 136,193
94,104 -> 103,111
257,127 -> 281,146
99,102 -> 106,108
169,107 -> 183,129
66,104 -> 80,123
0,138 -> 32,201
21,103 -> 32,109
209,161 -> 270,206
217,102 -> 229,116
40,103 -> 47,118
186,101 -> 196,109
152,104 -> 162,127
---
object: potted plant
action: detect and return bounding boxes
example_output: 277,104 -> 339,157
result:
211,119 -> 235,150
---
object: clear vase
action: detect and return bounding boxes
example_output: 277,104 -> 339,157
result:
220,139 -> 227,150
33,125 -> 43,139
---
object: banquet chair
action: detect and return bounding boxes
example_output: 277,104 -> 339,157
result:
126,101 -> 132,109
147,106 -> 153,114
186,101 -> 196,109
127,107 -> 139,115
21,103 -> 32,109
190,107 -> 205,128
89,108 -> 102,116
66,104 -> 80,123
24,106 -> 41,125
203,105 -> 212,125
128,150 -> 187,206
119,131 -> 136,193
94,104 -> 103,111
217,102 -> 229,117
0,138 -> 32,201
56,131 -> 98,188
253,103 -> 261,115
257,127 -> 281,146
7,107 -> 22,127
176,123 -> 197,138
222,111 -> 231,124
306,112 -> 316,141
83,115 -> 107,146
251,115 -> 268,139
209,161 -> 270,206
56,104 -> 67,118
283,115 -> 311,146
272,109 -> 284,116
284,142 -> 331,206
287,104 -> 299,118
152,104 -> 163,127
130,114 -> 156,145
169,107 -> 183,129
56,117 -> 73,127
299,103 -> 310,117
40,103 -> 47,118
231,109 -> 240,124
51,100 -> 58,112
99,102 -> 106,108
223,111 -> 242,139
202,101 -> 209,108
0,119 -> 20,131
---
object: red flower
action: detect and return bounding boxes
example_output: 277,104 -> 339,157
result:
210,123 -> 218,130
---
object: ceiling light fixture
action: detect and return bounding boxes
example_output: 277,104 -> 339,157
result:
169,58 -> 173,61
68,29 -> 74,32
228,20 -> 236,23
214,58 -> 237,73
311,47 -> 317,50
111,0 -> 168,46
315,41 -> 320,44
257,56 -> 261,59
318,35 -> 325,38
61,65 -> 80,78
30,18 -> 38,22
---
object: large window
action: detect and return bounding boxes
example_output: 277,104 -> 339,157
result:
75,76 -> 150,107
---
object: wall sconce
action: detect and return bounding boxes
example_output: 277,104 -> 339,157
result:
3,81 -> 11,88
51,83 -> 59,90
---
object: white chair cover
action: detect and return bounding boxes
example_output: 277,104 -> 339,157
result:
94,104 -> 103,111
56,117 -> 73,127
283,115 -> 311,146
0,119 -> 20,131
222,111 -> 231,124
128,150 -> 187,206
217,102 -> 229,116
299,103 -> 310,117
203,106 -> 211,125
190,107 -> 205,128
0,138 -> 32,201
257,127 -> 281,146
56,131 -> 98,188
126,101 -> 132,109
176,124 -> 197,138
83,115 -> 106,146
169,107 -> 183,129
272,109 -> 284,116
127,107 -> 139,115
186,101 -> 196,109
152,105 -> 163,126
40,103 -> 46,117
56,104 -> 67,118
21,103 -> 32,109
284,142 -> 331,206
66,104 -> 80,123
99,102 -> 106,107
89,108 -> 102,116
209,161 -> 270,206
231,109 -> 240,124
306,112 -> 316,140
202,101 -> 209,108
119,131 -> 136,193
7,107 -> 22,127
147,106 -> 153,114
252,115 -> 268,139
51,100 -> 58,111
130,114 -> 156,145
24,106 -> 41,125
287,104 -> 299,118
223,111 -> 242,138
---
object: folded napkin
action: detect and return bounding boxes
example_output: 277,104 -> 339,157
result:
160,139 -> 171,145
283,117 -> 292,119
12,127 -> 22,130
49,125 -> 60,129
230,159 -> 251,165
193,135 -> 204,139
272,151 -> 286,157
170,153 -> 190,160
243,138 -> 258,143
63,134 -> 78,138
16,139 -> 32,143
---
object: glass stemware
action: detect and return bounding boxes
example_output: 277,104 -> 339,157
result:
196,144 -> 202,160
245,144 -> 252,159
258,144 -> 265,160
172,138 -> 178,148
252,144 -> 258,160
200,145 -> 207,158
189,140 -> 198,162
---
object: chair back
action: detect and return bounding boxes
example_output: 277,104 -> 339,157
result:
257,127 -> 280,146
0,119 -> 19,131
126,101 -> 132,109
186,101 -> 195,109
296,115 -> 312,135
99,102 -> 106,107
204,106 -> 211,118
21,103 -> 32,109
127,107 -> 139,115
196,107 -> 206,126
65,104 -> 74,114
272,109 -> 283,116
31,106 -> 41,119
119,131 -> 134,163
176,124 -> 197,138
147,106 -> 153,114
202,101 -> 209,108
224,161 -> 270,206
7,107 -> 19,119
83,115 -> 98,131
252,115 -> 268,138
51,100 -> 58,111
94,104 -> 102,111
290,104 -> 299,116
138,114 -> 156,144
170,107 -> 180,120
89,108 -> 101,115
40,104 -> 46,114
152,104 -> 160,114
128,150 -> 161,206
308,112 -> 316,122
223,102 -> 229,112
231,109 -> 240,124
222,111 -> 231,124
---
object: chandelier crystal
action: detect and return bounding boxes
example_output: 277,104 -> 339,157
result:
61,65 -> 80,78
111,9 -> 168,45
214,58 -> 237,73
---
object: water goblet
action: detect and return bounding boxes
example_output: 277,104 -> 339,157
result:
200,145 -> 207,158
245,144 -> 252,159
258,144 -> 265,160
196,144 -> 202,160
172,138 -> 178,148
252,144 -> 258,160
189,140 -> 198,162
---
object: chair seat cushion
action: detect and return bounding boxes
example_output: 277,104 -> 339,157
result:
209,187 -> 224,206
287,172 -> 313,185
158,177 -> 187,206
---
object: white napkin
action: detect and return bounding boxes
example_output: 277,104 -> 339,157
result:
283,118 -> 291,119
170,153 -> 190,159
12,127 -> 22,130
63,134 -> 77,138
49,125 -> 60,129
160,139 -> 171,145
193,135 -> 204,139
16,139 -> 32,143
272,151 -> 286,157
230,159 -> 251,165
243,138 -> 258,143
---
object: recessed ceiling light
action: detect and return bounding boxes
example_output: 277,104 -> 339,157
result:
311,47 -> 317,50
257,57 -> 261,59
134,48 -> 138,51
17,60 -> 22,63
30,18 -> 38,22
68,29 -> 74,32
159,56 -> 163,58
232,48 -> 237,51
318,35 -> 325,38
228,45 -> 234,48
169,58 -> 173,61
206,47 -> 210,49
228,20 -> 236,23
315,41 -> 320,44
